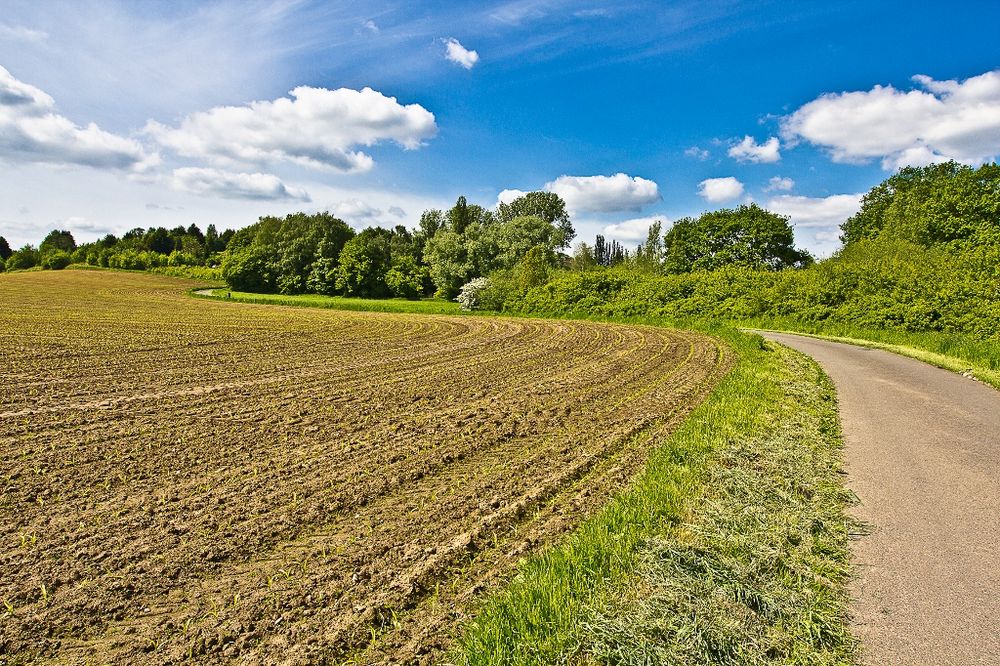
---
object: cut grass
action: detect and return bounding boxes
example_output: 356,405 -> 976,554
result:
451,330 -> 857,665
192,288 -> 462,316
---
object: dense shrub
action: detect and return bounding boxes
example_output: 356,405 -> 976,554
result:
41,250 -> 73,270
6,246 -> 40,270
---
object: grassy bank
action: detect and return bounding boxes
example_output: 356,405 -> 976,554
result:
451,329 -> 856,664
190,288 -> 462,315
745,319 -> 1000,390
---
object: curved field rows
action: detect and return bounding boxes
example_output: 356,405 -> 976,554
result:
0,270 -> 730,665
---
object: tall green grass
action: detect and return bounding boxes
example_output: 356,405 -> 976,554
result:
452,330 -> 856,665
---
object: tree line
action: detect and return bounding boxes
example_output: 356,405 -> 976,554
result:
0,224 -> 234,273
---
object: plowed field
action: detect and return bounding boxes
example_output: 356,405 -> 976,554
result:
0,270 -> 729,665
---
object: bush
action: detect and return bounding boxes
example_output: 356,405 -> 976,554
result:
457,277 -> 491,311
222,245 -> 277,293
385,256 -> 425,299
6,246 -> 40,270
41,250 -> 73,270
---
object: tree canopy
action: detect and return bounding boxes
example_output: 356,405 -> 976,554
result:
664,204 -> 813,273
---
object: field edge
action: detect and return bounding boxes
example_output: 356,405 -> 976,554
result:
449,329 -> 859,665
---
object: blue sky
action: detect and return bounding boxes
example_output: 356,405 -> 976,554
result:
2,0 -> 999,255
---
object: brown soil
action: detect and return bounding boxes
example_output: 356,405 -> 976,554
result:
0,270 -> 729,665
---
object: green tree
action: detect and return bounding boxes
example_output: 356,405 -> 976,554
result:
516,245 -> 553,291
571,242 -> 598,270
385,256 -> 425,299
496,192 -> 574,248
482,215 -> 559,272
222,245 -> 277,292
664,204 -> 812,273
0,236 -> 12,260
41,250 -> 73,270
423,229 -> 469,298
39,230 -> 76,255
6,245 -> 40,270
335,228 -> 393,297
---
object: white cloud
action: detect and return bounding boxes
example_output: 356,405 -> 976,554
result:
764,176 -> 794,192
765,194 -> 862,229
0,24 -> 48,43
0,65 -> 156,171
388,206 -> 407,218
145,86 -> 437,173
362,19 -> 379,33
684,146 -> 710,160
443,38 -> 480,69
545,173 -> 661,213
728,135 -> 781,163
782,69 -> 1000,169
170,168 -> 310,202
497,188 -> 528,206
331,198 -> 382,222
697,176 -> 744,202
602,215 -> 670,242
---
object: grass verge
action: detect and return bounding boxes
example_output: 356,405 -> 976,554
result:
450,329 -> 857,665
745,319 -> 1000,390
192,288 -> 461,315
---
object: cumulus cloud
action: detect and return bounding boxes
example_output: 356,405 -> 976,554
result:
765,194 -> 862,229
170,167 -> 310,201
782,69 -> 1000,169
764,176 -> 794,192
443,38 -> 479,69
0,65 -> 156,171
497,188 -> 528,206
331,198 -> 382,221
697,176 -> 744,202
728,135 -> 781,163
387,206 -> 407,218
146,86 -> 437,173
545,173 -> 661,213
602,215 -> 669,242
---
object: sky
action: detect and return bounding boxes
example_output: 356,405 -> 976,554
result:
1,0 -> 999,256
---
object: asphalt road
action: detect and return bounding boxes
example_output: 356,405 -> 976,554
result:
762,333 -> 1000,665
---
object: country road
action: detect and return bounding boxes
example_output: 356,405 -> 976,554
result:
761,332 -> 1000,665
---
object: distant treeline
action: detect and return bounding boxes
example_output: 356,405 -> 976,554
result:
0,224 -> 234,273
219,192 -> 579,299
4,161 -> 997,342
484,162 -> 1000,340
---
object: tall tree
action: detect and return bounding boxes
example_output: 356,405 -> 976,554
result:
664,204 -> 812,273
39,230 -> 76,254
0,236 -> 11,260
496,192 -> 574,248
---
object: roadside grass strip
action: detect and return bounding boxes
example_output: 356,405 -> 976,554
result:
452,331 -> 857,665
746,323 -> 1000,391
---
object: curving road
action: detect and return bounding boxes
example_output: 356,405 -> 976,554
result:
762,332 -> 1000,665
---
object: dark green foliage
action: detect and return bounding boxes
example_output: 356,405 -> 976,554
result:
664,204 -> 812,273
0,236 -> 11,260
221,212 -> 355,295
335,228 -> 394,298
6,246 -> 40,270
385,256 -> 426,299
40,250 -> 72,270
39,230 -> 76,255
